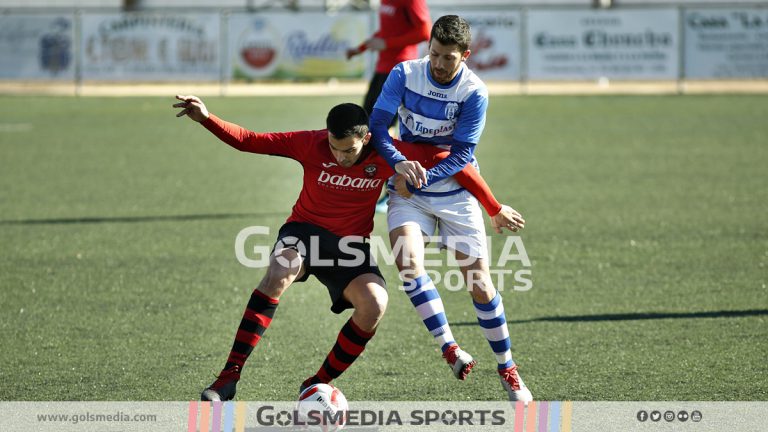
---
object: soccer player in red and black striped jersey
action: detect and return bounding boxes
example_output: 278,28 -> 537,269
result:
174,95 -> 520,401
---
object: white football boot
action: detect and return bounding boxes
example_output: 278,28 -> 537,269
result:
442,345 -> 477,380
499,364 -> 533,404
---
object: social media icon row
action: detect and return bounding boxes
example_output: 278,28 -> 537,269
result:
637,410 -> 702,422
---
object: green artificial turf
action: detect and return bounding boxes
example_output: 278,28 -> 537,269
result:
0,94 -> 766,401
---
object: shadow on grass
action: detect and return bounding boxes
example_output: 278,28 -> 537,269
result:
453,309 -> 768,326
0,212 -> 285,225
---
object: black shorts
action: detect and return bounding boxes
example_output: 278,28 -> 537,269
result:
274,222 -> 385,314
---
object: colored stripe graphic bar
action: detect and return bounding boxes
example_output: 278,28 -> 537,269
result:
199,401 -> 210,432
515,401 -> 572,432
188,401 -> 198,432
212,401 -> 222,432
526,401 -> 537,432
539,401 -> 549,432
549,401 -> 561,432
515,401 -> 525,432
562,401 -> 573,432
235,402 -> 246,432
223,402 -> 235,432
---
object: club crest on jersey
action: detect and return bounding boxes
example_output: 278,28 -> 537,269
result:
364,164 -> 377,178
445,102 -> 459,120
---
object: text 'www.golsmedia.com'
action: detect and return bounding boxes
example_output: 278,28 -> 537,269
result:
36,411 -> 157,424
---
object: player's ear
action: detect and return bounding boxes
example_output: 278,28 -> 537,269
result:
362,132 -> 371,145
462,50 -> 471,62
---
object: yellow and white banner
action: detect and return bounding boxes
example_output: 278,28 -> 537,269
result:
228,12 -> 368,80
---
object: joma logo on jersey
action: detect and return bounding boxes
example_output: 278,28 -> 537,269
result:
318,170 -> 382,189
428,90 -> 447,99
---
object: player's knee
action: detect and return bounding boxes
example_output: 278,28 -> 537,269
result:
357,288 -> 388,327
371,288 -> 388,318
395,256 -> 424,279
389,229 -> 425,275
468,272 -> 496,303
260,257 -> 301,297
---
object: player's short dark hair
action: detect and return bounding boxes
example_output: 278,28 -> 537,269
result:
326,103 -> 369,139
430,15 -> 472,53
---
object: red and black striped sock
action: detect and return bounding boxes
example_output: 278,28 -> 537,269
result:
223,289 -> 278,373
304,318 -> 375,387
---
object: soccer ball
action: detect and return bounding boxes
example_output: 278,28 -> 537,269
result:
296,383 -> 348,431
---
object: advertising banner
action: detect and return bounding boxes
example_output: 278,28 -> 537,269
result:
0,14 -> 75,80
80,14 -> 220,81
684,8 -> 768,78
527,9 -> 679,80
228,12 -> 368,80
431,10 -> 522,80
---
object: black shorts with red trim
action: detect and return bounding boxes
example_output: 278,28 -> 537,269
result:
273,222 -> 385,314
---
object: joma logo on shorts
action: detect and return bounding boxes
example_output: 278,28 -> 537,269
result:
318,171 -> 382,189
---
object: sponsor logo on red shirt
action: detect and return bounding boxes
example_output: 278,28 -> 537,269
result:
318,170 -> 383,191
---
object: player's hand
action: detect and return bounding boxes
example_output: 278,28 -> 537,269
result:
174,95 -> 209,122
346,47 -> 363,59
395,160 -> 427,189
393,174 -> 413,198
366,37 -> 386,51
491,205 -> 525,234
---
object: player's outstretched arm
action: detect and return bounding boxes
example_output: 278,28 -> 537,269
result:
173,95 -> 306,159
174,95 -> 209,122
173,94 -> 256,151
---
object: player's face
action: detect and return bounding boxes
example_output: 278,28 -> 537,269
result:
428,39 -> 470,85
328,132 -> 371,167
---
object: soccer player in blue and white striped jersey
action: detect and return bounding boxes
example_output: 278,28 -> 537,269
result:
369,15 -> 532,403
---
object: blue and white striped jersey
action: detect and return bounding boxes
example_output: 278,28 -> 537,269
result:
372,56 -> 488,193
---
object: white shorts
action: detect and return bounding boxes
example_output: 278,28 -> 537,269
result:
387,189 -> 488,260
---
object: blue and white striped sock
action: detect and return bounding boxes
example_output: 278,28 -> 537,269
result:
474,292 -> 515,370
404,274 -> 455,353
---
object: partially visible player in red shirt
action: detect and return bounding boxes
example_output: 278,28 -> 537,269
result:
348,0 -> 431,213
347,0 -> 431,116
173,95 -> 523,402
